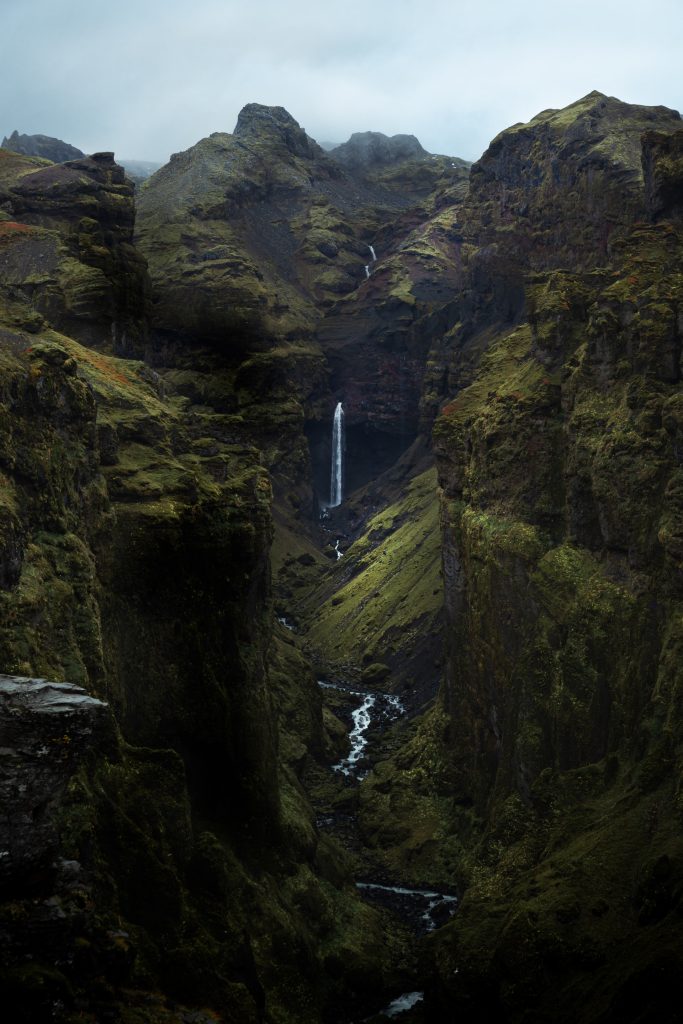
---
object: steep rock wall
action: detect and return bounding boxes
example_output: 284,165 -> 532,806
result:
0,150 -> 149,351
428,98 -> 683,1021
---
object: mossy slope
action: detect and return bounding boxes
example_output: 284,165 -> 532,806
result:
301,468 -> 443,693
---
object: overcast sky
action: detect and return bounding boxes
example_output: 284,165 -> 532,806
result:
3,0 -> 682,165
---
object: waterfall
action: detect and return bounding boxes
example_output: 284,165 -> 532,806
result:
330,401 -> 344,508
368,244 -> 377,262
364,265 -> 370,279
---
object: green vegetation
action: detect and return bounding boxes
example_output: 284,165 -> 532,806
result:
302,468 -> 442,684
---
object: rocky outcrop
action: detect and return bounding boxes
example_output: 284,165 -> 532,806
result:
0,149 -> 149,350
466,91 -> 681,264
1,131 -> 84,163
0,676 -> 110,887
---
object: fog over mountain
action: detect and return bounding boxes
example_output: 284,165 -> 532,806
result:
2,0 -> 682,162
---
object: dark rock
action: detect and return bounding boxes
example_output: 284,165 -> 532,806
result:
331,132 -> 427,172
1,131 -> 84,164
361,662 -> 391,685
0,676 -> 111,890
642,129 -> 683,220
233,103 -> 324,160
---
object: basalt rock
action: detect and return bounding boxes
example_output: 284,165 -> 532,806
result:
643,128 -> 683,220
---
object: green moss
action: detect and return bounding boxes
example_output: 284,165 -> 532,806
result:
461,507 -> 546,563
358,703 -> 466,887
303,469 -> 442,679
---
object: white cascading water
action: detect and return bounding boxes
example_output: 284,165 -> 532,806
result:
364,265 -> 370,279
368,244 -> 377,262
330,401 -> 344,507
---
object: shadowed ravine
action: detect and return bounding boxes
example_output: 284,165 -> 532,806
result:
316,680 -> 458,926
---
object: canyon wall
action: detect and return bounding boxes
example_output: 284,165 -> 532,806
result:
428,93 -> 683,1022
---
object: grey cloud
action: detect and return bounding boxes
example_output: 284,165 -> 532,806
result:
2,0 -> 681,164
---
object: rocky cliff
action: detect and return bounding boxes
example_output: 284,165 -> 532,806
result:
0,148 -> 149,349
418,93 -> 683,1022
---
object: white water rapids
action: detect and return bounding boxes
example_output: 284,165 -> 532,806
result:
318,680 -> 404,778
356,882 -> 458,933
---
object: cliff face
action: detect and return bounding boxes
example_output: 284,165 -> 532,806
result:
0,219 -> 282,1018
426,95 -> 683,1020
0,149 -> 149,350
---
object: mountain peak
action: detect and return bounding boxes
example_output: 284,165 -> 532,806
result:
330,131 -> 427,171
233,103 -> 322,159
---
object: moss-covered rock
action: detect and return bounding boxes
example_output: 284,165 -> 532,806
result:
425,94 -> 683,1021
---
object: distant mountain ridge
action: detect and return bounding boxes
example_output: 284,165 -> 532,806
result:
329,130 -> 427,169
1,130 -> 84,163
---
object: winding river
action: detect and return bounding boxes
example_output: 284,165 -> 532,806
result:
316,678 -> 458,1018
317,679 -> 458,935
318,680 -> 404,778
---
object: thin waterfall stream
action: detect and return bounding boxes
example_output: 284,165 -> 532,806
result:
330,401 -> 344,508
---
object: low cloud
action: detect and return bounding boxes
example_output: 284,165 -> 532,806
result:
2,0 -> 681,163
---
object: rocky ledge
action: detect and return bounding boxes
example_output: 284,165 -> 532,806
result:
0,676 -> 110,889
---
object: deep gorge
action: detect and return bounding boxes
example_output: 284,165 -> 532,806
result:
1,93 -> 683,1023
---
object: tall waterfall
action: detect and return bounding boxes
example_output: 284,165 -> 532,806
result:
368,244 -> 377,262
330,401 -> 344,508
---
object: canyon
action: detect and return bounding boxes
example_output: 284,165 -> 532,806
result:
0,92 -> 682,1024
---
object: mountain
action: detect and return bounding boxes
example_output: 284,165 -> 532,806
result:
331,130 -> 427,168
1,129 -> 84,163
1,92 -> 683,1024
